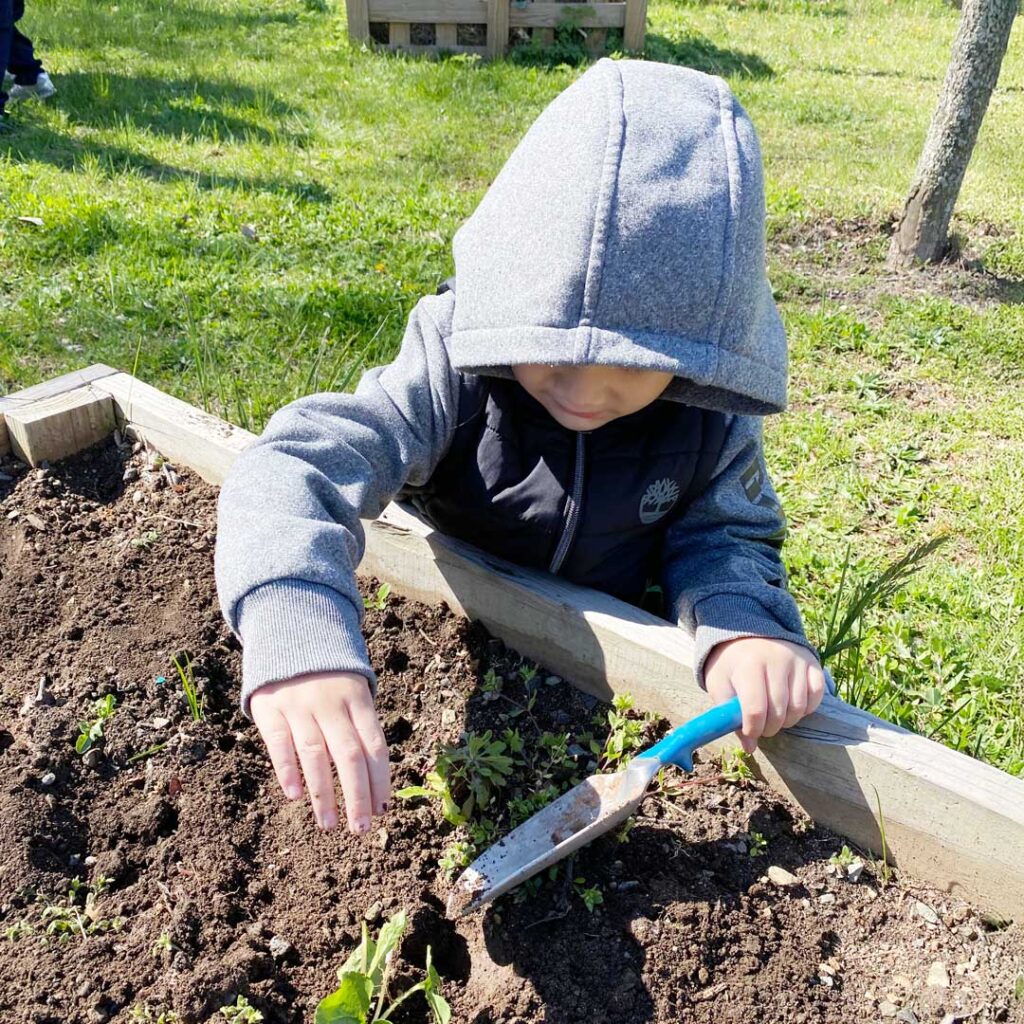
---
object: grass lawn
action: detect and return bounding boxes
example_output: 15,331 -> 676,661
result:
1,0 -> 1022,774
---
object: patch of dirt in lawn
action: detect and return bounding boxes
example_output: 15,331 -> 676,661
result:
771,214 -> 1024,315
1,438 -> 1022,1024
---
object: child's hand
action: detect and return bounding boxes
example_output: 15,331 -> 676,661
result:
250,671 -> 390,833
704,637 -> 826,754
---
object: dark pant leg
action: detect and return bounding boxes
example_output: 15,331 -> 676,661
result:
8,0 -> 41,84
0,0 -> 13,112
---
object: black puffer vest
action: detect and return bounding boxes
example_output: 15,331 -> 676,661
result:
400,279 -> 730,606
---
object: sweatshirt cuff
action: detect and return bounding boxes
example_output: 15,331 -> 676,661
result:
689,592 -> 834,694
235,579 -> 378,717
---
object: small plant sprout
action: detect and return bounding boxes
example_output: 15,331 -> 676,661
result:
315,911 -> 451,1024
748,831 -> 768,858
829,844 -> 865,882
130,1006 -> 181,1024
480,668 -> 502,701
131,529 -> 160,550
152,931 -> 173,956
4,920 -> 34,941
219,996 -> 263,1023
720,747 -> 753,783
363,582 -> 391,612
572,878 -> 604,913
518,662 -> 538,686
172,654 -> 205,722
615,817 -> 636,844
75,695 -> 118,755
597,693 -> 655,770
397,730 -> 514,824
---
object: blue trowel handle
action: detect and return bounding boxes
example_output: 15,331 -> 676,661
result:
640,697 -> 744,773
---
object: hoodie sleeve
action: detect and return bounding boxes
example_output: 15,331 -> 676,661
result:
214,294 -> 459,715
662,413 -> 832,692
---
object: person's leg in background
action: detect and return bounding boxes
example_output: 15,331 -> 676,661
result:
6,0 -> 53,101
0,0 -> 14,125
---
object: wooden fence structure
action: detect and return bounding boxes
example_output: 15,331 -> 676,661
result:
345,0 -> 648,58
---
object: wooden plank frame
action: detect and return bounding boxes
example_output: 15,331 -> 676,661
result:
349,0 -> 647,58
4,364 -> 1024,921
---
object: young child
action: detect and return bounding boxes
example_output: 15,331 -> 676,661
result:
215,58 -> 832,835
0,0 -> 55,130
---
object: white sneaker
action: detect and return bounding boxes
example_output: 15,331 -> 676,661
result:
8,71 -> 56,102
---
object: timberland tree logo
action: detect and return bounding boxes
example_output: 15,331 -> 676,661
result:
639,478 -> 680,524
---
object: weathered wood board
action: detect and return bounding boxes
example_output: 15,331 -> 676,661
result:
4,364 -> 1024,921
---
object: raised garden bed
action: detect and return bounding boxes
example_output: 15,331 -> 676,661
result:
2,437 -> 1023,1024
1,367 -> 1023,1023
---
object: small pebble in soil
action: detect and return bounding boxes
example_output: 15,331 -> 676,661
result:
927,961 -> 950,988
82,748 -> 104,769
879,1000 -> 899,1018
895,1010 -> 919,1024
914,900 -> 941,925
40,771 -> 56,786
364,901 -> 383,923
767,865 -> 800,887
268,936 -> 291,959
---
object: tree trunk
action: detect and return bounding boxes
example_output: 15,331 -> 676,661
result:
888,0 -> 1017,267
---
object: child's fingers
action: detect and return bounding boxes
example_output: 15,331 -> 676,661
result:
318,710 -> 374,834
251,702 -> 304,801
733,669 -> 768,754
807,665 -> 827,714
347,696 -> 391,816
783,667 -> 809,730
287,712 -> 342,831
762,659 -> 793,738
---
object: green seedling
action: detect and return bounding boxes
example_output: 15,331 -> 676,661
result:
152,932 -> 173,956
127,741 -> 168,764
131,529 -> 160,550
1014,974 -> 1024,1001
3,920 -> 34,941
397,730 -> 514,825
172,654 -> 205,722
130,1006 -> 181,1024
597,693 -> 655,770
363,583 -> 391,612
829,845 -> 857,870
748,831 -> 768,858
720,747 -> 754,783
75,694 -> 118,755
439,840 -> 473,876
479,668 -> 502,701
615,816 -> 636,844
518,662 -> 538,686
315,911 -> 451,1024
36,875 -> 121,942
219,996 -> 263,1023
572,878 -> 604,913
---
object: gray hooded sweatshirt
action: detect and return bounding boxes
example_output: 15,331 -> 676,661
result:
215,58 -> 829,714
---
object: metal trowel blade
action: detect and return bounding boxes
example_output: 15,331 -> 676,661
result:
447,756 -> 661,918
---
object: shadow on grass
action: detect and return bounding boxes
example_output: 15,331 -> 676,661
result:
48,71 -> 308,146
0,121 -> 332,203
366,31 -> 774,79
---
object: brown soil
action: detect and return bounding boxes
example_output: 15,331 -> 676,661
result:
770,214 -> 1024,319
1,438 -> 1022,1024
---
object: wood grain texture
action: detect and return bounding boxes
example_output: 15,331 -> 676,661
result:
623,0 -> 647,50
508,2 -> 626,28
371,0 -> 487,23
4,388 -> 117,466
0,364 -> 119,456
345,0 -> 371,40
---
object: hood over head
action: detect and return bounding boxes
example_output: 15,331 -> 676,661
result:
449,58 -> 787,415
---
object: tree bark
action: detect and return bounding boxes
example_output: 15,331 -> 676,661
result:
888,0 -> 1017,267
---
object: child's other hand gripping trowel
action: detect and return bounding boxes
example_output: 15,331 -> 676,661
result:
447,696 -> 744,918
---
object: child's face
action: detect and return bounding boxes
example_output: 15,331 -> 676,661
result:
511,363 -> 674,431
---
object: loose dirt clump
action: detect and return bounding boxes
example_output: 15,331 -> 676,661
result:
0,438 -> 1021,1024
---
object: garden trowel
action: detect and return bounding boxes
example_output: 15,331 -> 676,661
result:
447,696 -> 744,917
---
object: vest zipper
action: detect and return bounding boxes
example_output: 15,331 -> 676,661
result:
549,432 -> 586,575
